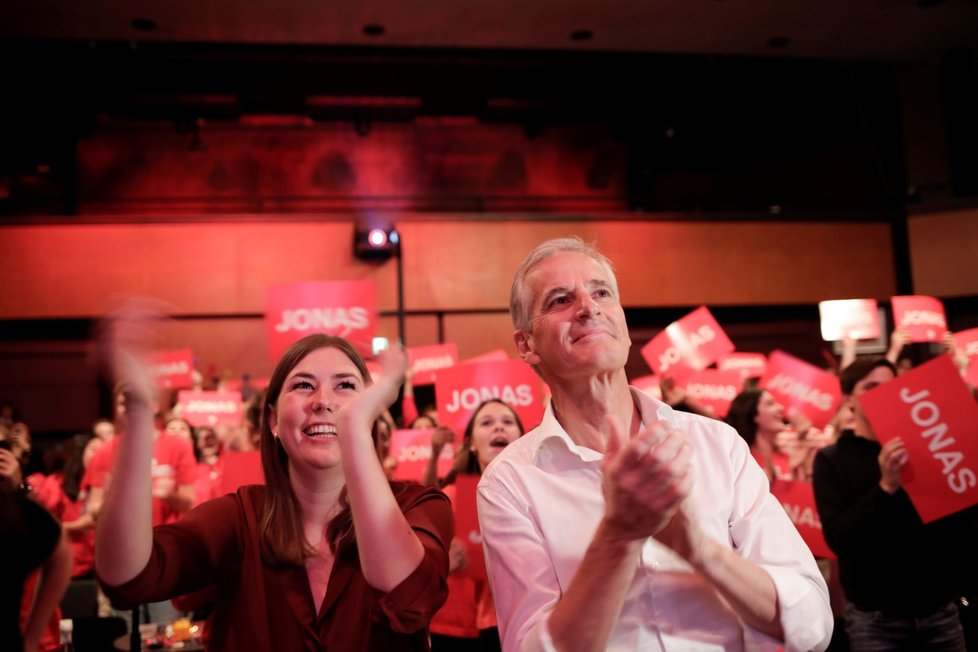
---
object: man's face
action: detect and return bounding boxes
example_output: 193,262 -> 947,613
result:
515,251 -> 631,382
848,365 -> 896,440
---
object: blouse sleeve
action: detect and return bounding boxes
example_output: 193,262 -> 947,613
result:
371,483 -> 454,633
98,491 -> 242,608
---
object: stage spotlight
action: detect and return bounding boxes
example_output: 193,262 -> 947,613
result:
354,226 -> 398,262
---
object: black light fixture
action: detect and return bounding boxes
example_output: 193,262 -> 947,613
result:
353,225 -> 406,344
353,226 -> 398,262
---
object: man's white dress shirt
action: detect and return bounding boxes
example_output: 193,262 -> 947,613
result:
478,388 -> 832,652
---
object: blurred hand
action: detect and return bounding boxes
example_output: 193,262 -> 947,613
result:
785,407 -> 813,434
891,328 -> 911,351
430,426 -> 455,451
0,447 -> 23,486
96,299 -> 168,411
448,538 -> 469,574
659,377 -> 686,406
601,420 -> 693,545
150,474 -> 176,499
878,438 -> 908,494
802,427 -> 834,451
337,347 -> 408,436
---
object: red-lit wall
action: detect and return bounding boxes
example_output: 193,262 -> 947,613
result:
2,217 -> 897,370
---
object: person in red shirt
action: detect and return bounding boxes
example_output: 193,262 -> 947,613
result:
94,304 -> 452,651
191,425 -> 224,507
423,399 -> 525,652
30,434 -> 99,578
86,395 -> 196,528
87,383 -> 196,627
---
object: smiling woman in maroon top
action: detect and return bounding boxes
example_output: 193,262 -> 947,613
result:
94,303 -> 453,651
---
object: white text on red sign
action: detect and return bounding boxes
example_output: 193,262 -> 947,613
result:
899,387 -> 976,494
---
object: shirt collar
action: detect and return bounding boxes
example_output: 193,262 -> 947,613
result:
531,387 -> 677,463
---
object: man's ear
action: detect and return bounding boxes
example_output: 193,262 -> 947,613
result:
514,330 -> 541,366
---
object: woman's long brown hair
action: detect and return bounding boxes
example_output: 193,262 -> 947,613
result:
258,334 -> 372,567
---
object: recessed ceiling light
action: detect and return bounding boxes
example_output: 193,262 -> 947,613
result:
131,18 -> 157,32
570,29 -> 593,42
362,24 -> 386,37
767,36 -> 791,49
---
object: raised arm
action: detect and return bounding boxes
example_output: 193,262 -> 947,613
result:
886,328 -> 910,366
336,347 -> 428,592
94,302 -> 163,586
421,426 -> 455,487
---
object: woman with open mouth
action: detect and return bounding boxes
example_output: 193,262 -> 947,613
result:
424,398 -> 525,652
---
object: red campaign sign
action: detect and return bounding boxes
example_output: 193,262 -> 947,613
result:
818,299 -> 880,341
640,306 -> 735,379
264,280 -> 377,361
222,377 -> 270,392
462,349 -> 509,364
759,351 -> 842,430
771,480 -> 834,559
859,355 -> 978,523
220,451 -> 264,493
631,374 -> 662,400
453,473 -> 487,580
680,369 -> 743,418
435,359 -> 545,438
389,428 -> 455,483
409,342 -> 459,386
177,390 -> 243,427
891,295 -> 947,343
148,349 -> 195,390
717,352 -> 768,379
953,328 -> 978,388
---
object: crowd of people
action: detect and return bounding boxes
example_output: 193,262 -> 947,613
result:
2,237 -> 977,651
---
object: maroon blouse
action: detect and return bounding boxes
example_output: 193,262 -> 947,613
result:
100,483 -> 453,651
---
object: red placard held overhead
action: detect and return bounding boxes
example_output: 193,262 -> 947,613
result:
454,473 -> 487,580
435,359 -> 544,438
631,375 -> 662,400
717,352 -> 768,379
148,349 -> 195,390
680,369 -> 742,418
640,307 -> 735,380
859,355 -> 978,523
264,280 -> 377,360
891,295 -> 947,343
759,351 -> 842,429
462,349 -> 510,364
771,480 -> 834,559
177,390 -> 243,427
389,428 -> 455,483
409,343 -> 459,386
818,299 -> 880,341
953,328 -> 978,388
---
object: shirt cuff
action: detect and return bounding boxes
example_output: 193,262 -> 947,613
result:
750,563 -> 833,652
374,552 -> 447,634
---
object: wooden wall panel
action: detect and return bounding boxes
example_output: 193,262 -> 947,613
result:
1,218 -> 899,322
401,219 -> 898,310
908,208 -> 978,297
77,122 -> 626,214
443,312 -> 519,361
1,221 -> 398,318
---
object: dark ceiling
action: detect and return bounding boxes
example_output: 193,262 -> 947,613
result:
1,1 -> 976,218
